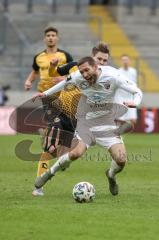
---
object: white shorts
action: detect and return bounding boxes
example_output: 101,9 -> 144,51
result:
76,131 -> 123,149
118,108 -> 137,121
76,116 -> 124,149
95,136 -> 123,149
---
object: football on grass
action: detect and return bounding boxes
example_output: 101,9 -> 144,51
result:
72,181 -> 95,203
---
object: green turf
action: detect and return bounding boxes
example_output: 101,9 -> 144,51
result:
0,134 -> 159,240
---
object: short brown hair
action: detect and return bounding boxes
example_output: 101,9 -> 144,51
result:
77,56 -> 96,67
44,26 -> 58,35
92,42 -> 110,56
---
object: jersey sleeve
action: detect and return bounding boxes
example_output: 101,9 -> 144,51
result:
58,49 -> 73,63
32,55 -> 39,72
44,80 -> 67,96
44,71 -> 79,96
57,61 -> 77,76
116,71 -> 142,105
66,70 -> 81,84
65,51 -> 73,63
133,68 -> 138,84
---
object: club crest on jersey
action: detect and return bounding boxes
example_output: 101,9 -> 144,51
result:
53,117 -> 60,123
104,80 -> 110,90
79,81 -> 89,90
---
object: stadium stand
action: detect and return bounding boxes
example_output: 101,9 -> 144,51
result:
88,4 -> 159,92
0,0 -> 159,106
0,0 -> 96,92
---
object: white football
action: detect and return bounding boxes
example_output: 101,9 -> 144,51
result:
72,181 -> 95,203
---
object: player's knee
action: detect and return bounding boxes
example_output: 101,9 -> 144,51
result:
115,152 -> 127,167
70,149 -> 83,160
131,121 -> 137,129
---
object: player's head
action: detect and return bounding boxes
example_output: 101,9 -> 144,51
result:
44,26 -> 59,48
77,56 -> 99,85
121,54 -> 131,69
92,42 -> 110,66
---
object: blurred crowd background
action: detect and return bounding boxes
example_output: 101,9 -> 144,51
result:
0,0 -> 159,133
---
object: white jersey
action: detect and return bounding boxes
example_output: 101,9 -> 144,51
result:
119,67 -> 137,85
114,67 -> 138,120
44,66 -> 142,119
115,67 -> 138,102
66,66 -> 141,104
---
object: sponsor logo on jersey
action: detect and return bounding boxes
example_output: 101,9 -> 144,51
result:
79,81 -> 89,90
104,80 -> 110,89
91,94 -> 102,103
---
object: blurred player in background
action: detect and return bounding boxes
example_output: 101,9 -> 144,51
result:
24,26 -> 73,196
115,54 -> 138,126
0,84 -> 10,106
33,56 -> 142,196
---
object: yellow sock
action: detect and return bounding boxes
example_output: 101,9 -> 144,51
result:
37,152 -> 52,176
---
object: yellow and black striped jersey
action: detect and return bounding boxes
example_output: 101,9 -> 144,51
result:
32,49 -> 73,92
58,65 -> 81,118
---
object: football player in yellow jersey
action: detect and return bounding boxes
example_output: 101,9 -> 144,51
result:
24,26 -> 73,196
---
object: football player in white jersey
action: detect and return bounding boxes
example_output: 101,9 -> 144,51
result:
33,56 -> 142,196
119,55 -> 137,84
31,42 -> 111,197
115,54 -> 138,126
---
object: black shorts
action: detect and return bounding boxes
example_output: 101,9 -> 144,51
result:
42,97 -> 77,153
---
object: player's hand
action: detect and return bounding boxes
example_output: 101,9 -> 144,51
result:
50,58 -> 59,67
32,92 -> 46,102
123,102 -> 137,108
24,81 -> 32,91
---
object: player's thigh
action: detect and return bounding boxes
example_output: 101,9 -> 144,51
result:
57,137 -> 79,157
69,140 -> 87,160
76,117 -> 96,147
44,114 -> 75,154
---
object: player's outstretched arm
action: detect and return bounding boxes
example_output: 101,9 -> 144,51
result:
49,61 -> 77,77
44,79 -> 67,96
32,79 -> 67,101
57,61 -> 77,76
117,74 -> 143,106
123,102 -> 137,108
122,85 -> 142,106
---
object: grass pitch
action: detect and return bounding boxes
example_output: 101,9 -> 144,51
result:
0,134 -> 159,240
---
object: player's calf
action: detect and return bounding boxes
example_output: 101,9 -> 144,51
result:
35,169 -> 53,189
